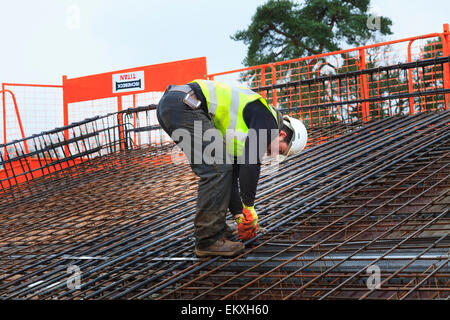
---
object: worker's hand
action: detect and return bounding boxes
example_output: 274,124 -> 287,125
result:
234,204 -> 258,240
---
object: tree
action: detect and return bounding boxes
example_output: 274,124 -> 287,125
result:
232,0 -> 393,67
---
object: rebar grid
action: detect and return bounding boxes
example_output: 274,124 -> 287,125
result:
0,111 -> 448,300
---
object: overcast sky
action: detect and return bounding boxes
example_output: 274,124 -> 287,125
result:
0,0 -> 449,85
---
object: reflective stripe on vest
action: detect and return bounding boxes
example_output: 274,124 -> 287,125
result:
192,79 -> 278,156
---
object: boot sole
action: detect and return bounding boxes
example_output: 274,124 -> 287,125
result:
195,247 -> 244,257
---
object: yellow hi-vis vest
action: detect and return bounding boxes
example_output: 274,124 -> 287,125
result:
191,79 -> 279,157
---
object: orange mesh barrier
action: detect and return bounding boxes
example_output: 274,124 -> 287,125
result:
1,58 -> 207,187
1,27 -> 449,188
207,24 -> 450,128
1,84 -> 63,145
62,57 -> 207,151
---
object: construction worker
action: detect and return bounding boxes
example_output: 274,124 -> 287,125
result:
156,79 -> 307,257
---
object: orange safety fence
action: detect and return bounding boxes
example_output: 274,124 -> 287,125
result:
1,58 -> 207,188
0,106 -> 159,190
1,85 -> 63,182
1,84 -> 63,147
1,57 -> 207,147
62,56 -> 207,154
207,24 -> 450,128
1,26 -> 450,190
2,28 -> 449,148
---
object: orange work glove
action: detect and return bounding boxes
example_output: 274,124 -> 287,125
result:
234,204 -> 258,240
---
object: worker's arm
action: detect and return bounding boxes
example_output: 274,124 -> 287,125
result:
228,163 -> 243,215
238,100 -> 278,207
239,163 -> 261,207
233,101 -> 277,240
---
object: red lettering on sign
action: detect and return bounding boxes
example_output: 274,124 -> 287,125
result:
119,73 -> 136,80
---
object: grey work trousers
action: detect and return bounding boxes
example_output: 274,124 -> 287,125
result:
156,89 -> 233,249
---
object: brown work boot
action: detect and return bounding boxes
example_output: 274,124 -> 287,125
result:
195,238 -> 244,257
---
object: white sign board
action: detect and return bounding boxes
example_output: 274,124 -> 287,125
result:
112,71 -> 145,93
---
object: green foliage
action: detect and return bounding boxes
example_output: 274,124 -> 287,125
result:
232,0 -> 393,66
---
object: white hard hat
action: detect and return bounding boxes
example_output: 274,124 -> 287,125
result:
283,115 -> 308,156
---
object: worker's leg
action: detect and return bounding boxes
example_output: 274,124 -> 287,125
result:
220,163 -> 242,239
157,90 -> 233,249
